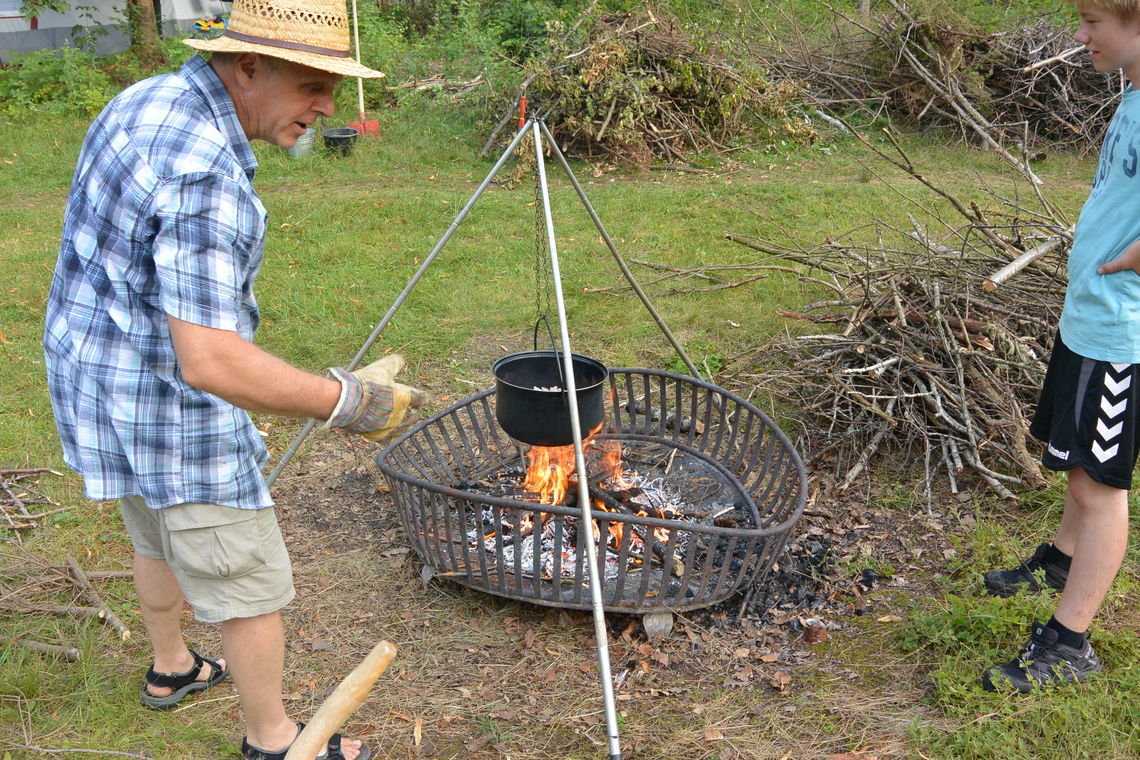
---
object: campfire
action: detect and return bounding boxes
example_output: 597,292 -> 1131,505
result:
467,424 -> 735,582
377,368 -> 807,617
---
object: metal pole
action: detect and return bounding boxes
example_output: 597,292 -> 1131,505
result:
537,120 -> 704,381
533,121 -> 622,760
265,121 -> 536,487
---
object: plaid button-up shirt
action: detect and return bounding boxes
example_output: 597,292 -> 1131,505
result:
44,55 -> 273,510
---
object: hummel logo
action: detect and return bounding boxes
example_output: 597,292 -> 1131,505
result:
1093,440 -> 1120,463
1047,443 -> 1070,460
1097,418 -> 1124,441
1101,396 -> 1127,418
1111,363 -> 1130,372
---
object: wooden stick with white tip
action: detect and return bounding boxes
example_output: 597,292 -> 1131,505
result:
284,641 -> 397,760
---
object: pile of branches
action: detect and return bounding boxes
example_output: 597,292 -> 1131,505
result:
750,0 -> 1119,157
502,3 -> 810,164
1,547 -> 133,661
707,132 -> 1072,500
2,467 -> 68,542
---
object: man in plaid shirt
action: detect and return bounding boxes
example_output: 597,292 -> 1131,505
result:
43,1 -> 424,757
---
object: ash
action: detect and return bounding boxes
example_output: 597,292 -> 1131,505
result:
460,440 -> 751,582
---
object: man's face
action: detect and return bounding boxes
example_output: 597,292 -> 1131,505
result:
244,57 -> 342,148
1075,5 -> 1140,79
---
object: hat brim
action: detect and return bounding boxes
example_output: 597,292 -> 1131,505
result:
184,37 -> 385,79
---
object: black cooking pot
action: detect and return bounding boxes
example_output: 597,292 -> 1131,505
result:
492,351 -> 608,447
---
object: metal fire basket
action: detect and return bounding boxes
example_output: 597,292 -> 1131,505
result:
378,368 -> 807,616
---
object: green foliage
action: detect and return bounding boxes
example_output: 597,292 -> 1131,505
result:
0,45 -> 113,115
98,37 -> 196,89
907,0 -> 1069,30
664,337 -> 725,377
528,6 -> 811,163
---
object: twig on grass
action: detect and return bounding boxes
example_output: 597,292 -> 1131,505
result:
0,745 -> 156,760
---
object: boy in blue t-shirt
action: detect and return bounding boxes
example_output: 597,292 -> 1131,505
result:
981,0 -> 1140,693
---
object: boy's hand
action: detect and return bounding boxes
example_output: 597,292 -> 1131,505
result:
1098,239 -> 1140,275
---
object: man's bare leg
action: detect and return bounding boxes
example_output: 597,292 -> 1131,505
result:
222,611 -> 365,759
134,553 -> 225,697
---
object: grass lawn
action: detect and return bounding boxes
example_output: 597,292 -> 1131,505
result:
2,91 -> 1137,760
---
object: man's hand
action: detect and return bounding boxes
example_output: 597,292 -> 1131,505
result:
323,355 -> 430,443
1098,239 -> 1140,275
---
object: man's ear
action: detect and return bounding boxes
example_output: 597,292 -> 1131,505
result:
233,52 -> 260,87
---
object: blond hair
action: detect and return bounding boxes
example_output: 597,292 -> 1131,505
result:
1072,0 -> 1140,18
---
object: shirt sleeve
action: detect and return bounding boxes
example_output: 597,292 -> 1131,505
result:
152,171 -> 263,332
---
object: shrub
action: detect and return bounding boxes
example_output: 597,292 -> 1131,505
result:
0,45 -> 113,115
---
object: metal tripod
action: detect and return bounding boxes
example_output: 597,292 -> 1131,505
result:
267,117 -> 703,760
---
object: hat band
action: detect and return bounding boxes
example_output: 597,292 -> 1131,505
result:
221,29 -> 351,59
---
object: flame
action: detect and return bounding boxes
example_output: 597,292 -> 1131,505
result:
521,422 -> 605,505
522,444 -> 574,506
521,423 -> 662,559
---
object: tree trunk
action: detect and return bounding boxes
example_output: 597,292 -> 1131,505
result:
127,0 -> 163,63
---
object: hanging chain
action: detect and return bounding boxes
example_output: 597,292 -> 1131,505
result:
533,150 -> 553,323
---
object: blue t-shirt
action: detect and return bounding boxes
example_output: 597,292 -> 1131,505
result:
1060,86 -> 1140,363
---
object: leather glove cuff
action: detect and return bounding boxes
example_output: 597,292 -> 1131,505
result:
323,367 -> 397,434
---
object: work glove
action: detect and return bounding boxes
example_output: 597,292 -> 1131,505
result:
322,354 -> 430,443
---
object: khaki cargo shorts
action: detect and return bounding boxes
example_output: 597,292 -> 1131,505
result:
121,495 -> 295,624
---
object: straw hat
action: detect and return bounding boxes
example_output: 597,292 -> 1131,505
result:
184,0 -> 384,79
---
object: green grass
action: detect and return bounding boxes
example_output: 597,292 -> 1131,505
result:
0,40 -> 1123,760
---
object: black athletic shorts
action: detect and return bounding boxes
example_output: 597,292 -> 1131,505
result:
1030,333 -> 1140,490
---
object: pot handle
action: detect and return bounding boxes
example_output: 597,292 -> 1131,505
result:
532,316 -> 567,395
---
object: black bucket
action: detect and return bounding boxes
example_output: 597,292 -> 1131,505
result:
322,127 -> 359,156
492,351 -> 607,447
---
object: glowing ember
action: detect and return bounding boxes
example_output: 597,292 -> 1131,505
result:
465,430 -> 697,580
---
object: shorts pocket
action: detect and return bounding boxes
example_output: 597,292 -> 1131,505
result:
164,504 -> 268,580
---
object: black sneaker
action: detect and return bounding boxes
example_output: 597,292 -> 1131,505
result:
982,622 -> 1102,693
982,542 -> 1068,597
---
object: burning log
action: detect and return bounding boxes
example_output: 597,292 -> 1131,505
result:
462,434 -> 727,581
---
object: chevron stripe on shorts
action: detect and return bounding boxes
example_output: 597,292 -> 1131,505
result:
1030,334 -> 1140,490
1093,363 -> 1131,464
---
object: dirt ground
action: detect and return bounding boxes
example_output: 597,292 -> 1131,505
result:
252,420 -> 967,760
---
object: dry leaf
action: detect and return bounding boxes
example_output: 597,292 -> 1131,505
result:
877,615 -> 904,623
803,624 -> 828,644
704,728 -> 725,741
758,652 -> 779,663
414,717 -> 423,746
770,671 -> 792,691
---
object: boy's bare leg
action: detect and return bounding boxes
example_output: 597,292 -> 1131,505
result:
1051,483 -> 1081,557
1053,467 -> 1129,632
134,553 -> 225,696
221,612 -> 366,760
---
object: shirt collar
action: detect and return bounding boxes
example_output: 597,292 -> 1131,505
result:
181,55 -> 258,179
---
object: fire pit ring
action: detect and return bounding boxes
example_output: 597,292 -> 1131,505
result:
377,368 -> 807,618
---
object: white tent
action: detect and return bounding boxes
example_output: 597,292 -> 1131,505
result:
0,0 -> 230,63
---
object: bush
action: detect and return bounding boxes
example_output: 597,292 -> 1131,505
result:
0,45 -> 113,115
527,5 -> 811,164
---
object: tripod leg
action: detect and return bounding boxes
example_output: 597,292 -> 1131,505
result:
537,120 -> 703,381
265,120 -> 537,487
